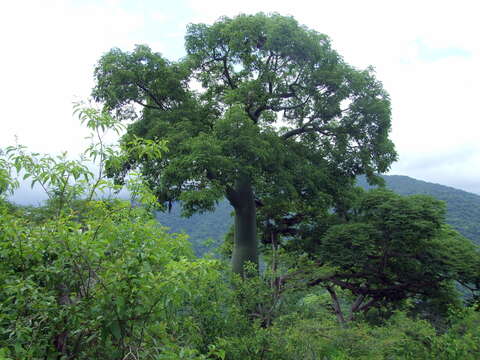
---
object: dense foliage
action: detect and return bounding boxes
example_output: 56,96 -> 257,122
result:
157,175 -> 480,255
358,175 -> 480,245
282,189 -> 480,323
154,201 -> 232,256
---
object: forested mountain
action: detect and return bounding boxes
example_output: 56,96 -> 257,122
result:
157,175 -> 480,253
358,175 -> 480,246
154,200 -> 233,256
9,174 -> 480,251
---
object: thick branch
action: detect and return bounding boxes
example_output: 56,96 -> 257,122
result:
226,185 -> 240,208
132,99 -> 163,111
251,105 -> 267,122
357,298 -> 378,313
326,286 -> 346,325
282,126 -> 309,139
349,294 -> 366,321
134,81 -> 167,110
282,122 -> 334,139
223,56 -> 237,89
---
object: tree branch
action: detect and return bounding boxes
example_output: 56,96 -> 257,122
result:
223,55 -> 237,89
281,126 -> 309,139
134,81 -> 167,110
326,286 -> 346,325
225,185 -> 240,208
132,99 -> 163,111
349,294 -> 366,321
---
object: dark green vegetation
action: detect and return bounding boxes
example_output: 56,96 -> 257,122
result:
11,175 -> 480,254
93,13 -> 396,275
1,12 -> 480,360
154,201 -> 232,256
161,175 -> 480,254
358,175 -> 480,245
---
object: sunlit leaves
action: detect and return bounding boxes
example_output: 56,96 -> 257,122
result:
73,102 -> 125,135
4,145 -> 93,203
0,152 -> 18,197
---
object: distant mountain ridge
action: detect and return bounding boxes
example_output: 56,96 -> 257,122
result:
154,200 -> 233,256
155,175 -> 480,253
8,174 -> 480,250
358,175 -> 480,245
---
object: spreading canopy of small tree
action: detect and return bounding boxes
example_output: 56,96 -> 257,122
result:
92,13 -> 397,274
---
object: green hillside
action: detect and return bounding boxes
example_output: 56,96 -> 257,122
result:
157,175 -> 480,253
358,175 -> 480,245
154,200 -> 233,256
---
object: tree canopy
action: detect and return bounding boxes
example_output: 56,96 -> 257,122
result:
92,13 -> 397,274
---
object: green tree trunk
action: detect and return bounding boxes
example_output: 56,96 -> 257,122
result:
229,176 -> 258,276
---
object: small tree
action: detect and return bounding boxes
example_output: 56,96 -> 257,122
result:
92,13 -> 397,274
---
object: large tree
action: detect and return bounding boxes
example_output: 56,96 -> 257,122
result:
92,13 -> 397,274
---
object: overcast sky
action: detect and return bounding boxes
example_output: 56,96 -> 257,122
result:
1,0 -> 479,194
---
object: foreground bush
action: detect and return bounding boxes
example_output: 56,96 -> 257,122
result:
0,199 -> 249,359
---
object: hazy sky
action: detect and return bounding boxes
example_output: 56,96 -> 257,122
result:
1,0 -> 479,194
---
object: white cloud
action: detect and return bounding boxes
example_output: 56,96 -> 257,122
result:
0,0 -> 144,154
151,11 -> 169,24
